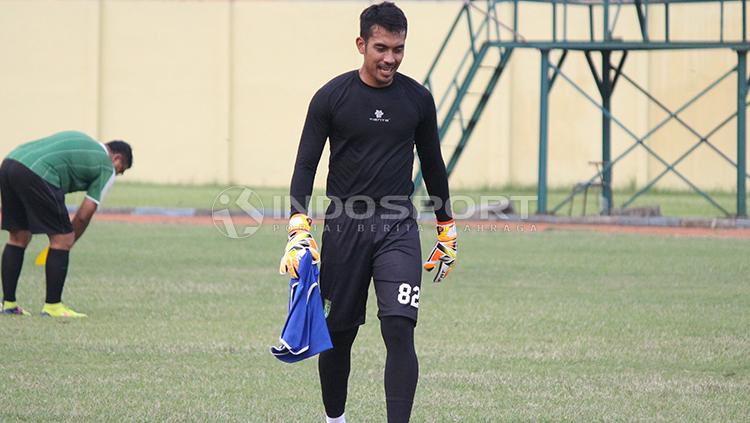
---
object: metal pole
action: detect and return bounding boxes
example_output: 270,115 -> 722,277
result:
553,2 -> 557,42
538,49 -> 551,214
665,1 -> 670,42
513,0 -> 519,42
604,0 -> 610,41
634,0 -> 649,41
466,3 -> 477,57
738,50 -> 748,216
602,51 -> 613,213
563,0 -> 568,41
720,0 -> 724,43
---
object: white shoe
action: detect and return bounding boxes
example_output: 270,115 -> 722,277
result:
326,412 -> 346,423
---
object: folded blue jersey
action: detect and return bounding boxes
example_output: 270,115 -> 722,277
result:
271,252 -> 332,363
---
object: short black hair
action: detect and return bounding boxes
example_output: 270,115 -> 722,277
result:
360,2 -> 407,41
106,140 -> 133,169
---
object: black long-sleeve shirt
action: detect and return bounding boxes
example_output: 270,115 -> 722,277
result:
290,70 -> 452,222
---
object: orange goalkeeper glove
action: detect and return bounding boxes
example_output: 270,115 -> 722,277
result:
423,219 -> 457,283
279,213 -> 320,279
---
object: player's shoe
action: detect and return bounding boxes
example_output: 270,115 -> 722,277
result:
40,303 -> 87,318
2,301 -> 31,316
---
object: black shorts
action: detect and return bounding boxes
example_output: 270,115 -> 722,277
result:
0,159 -> 72,235
319,203 -> 422,332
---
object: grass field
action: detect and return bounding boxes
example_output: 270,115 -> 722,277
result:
1,220 -> 748,421
65,182 -> 745,218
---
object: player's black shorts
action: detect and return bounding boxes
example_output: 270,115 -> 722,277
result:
0,159 -> 72,235
319,200 -> 422,332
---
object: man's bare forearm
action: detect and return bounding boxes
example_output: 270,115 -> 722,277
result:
71,198 -> 98,243
71,215 -> 91,242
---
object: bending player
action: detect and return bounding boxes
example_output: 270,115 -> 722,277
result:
1,130 -> 132,317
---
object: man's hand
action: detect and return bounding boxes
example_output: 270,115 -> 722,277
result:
36,198 -> 98,266
72,197 -> 98,243
279,214 -> 320,279
423,219 -> 457,283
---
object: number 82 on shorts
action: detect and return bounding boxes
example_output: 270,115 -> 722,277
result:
397,283 -> 420,308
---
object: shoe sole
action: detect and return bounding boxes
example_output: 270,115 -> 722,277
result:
2,309 -> 31,316
40,311 -> 86,318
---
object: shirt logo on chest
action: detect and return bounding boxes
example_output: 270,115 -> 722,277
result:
369,109 -> 390,123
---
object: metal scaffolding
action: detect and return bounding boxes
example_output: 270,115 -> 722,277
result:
417,0 -> 750,217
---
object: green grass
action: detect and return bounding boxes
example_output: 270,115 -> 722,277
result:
66,182 -> 745,218
65,182 -> 292,211
2,222 -> 748,421
453,186 -> 741,218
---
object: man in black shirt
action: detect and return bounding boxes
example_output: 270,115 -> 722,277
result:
279,3 -> 457,422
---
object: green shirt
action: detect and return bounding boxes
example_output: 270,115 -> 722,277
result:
7,131 -> 115,204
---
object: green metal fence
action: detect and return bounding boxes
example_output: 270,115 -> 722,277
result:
418,0 -> 750,217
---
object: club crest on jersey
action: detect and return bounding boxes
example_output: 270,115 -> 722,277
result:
323,299 -> 332,318
369,109 -> 390,123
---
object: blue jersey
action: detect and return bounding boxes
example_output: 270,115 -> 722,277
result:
271,253 -> 332,363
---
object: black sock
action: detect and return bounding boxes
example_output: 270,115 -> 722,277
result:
2,244 -> 25,302
45,248 -> 69,304
318,326 -> 359,418
381,316 -> 419,423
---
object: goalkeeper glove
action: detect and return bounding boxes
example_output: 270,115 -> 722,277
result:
279,213 -> 320,279
423,219 -> 457,283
